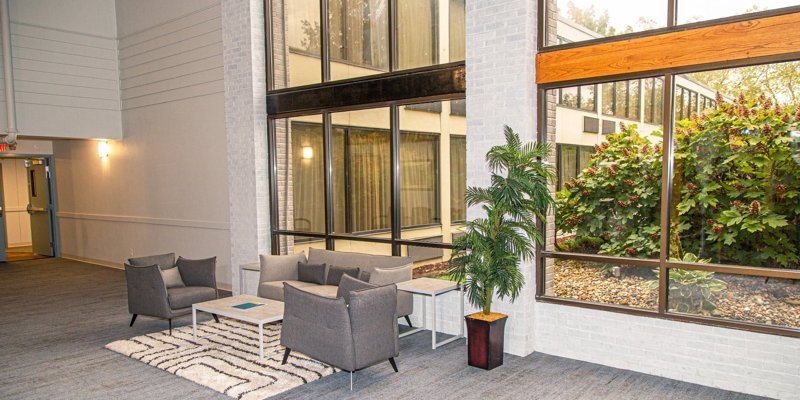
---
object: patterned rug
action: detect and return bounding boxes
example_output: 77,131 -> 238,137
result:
105,319 -> 337,399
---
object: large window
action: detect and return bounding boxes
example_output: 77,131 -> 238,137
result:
270,0 -> 466,87
539,14 -> 800,336
558,85 -> 596,111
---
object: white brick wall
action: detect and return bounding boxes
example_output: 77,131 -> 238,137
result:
535,303 -> 800,400
222,0 -> 270,294
465,0 -> 539,356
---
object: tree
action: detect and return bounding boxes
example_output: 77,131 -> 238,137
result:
692,63 -> 800,106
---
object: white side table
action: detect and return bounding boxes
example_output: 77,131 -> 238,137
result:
239,262 -> 259,295
396,277 -> 465,349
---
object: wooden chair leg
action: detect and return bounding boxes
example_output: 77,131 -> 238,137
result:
282,348 -> 291,365
388,357 -> 398,372
129,314 -> 137,327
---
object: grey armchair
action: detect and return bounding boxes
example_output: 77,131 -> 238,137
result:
125,253 -> 218,334
280,281 -> 399,389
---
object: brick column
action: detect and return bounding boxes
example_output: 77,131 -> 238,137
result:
466,0 -> 539,356
222,0 -> 270,294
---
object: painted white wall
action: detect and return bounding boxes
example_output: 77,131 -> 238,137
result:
1,158 -> 30,246
54,0 -> 231,289
0,0 -> 122,140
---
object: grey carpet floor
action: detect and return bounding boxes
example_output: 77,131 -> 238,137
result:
0,258 -> 767,400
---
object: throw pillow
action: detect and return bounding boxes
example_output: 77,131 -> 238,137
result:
336,274 -> 377,304
358,270 -> 371,282
369,264 -> 413,285
176,256 -> 216,287
161,267 -> 186,288
326,265 -> 360,286
297,262 -> 327,285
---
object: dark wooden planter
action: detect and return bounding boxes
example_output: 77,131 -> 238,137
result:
465,313 -> 508,370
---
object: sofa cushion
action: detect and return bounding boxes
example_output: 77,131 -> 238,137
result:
326,265 -> 360,286
299,284 -> 339,298
358,270 -> 371,282
337,274 -> 377,304
298,262 -> 327,285
259,252 -> 306,283
128,253 -> 175,270
370,264 -> 413,285
176,256 -> 216,287
308,248 -> 412,274
167,286 -> 216,309
258,280 -> 317,301
161,267 -> 185,288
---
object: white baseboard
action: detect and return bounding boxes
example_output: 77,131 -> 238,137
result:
61,253 -> 232,292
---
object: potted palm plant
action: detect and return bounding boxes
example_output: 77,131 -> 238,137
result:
449,125 -> 554,370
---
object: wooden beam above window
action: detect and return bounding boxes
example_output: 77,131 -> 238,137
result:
536,12 -> 800,85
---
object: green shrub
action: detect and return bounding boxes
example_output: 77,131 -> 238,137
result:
644,254 -> 728,313
557,94 -> 800,269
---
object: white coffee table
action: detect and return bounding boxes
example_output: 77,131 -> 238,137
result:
396,277 -> 464,349
192,295 -> 284,362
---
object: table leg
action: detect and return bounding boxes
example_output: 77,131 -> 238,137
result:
431,294 -> 437,349
422,295 -> 427,330
258,323 -> 264,363
192,306 -> 197,343
460,284 -> 465,338
239,267 -> 244,295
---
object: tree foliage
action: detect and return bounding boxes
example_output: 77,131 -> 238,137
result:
449,126 -> 554,315
557,94 -> 800,269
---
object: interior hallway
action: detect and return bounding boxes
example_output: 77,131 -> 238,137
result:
0,258 -> 766,400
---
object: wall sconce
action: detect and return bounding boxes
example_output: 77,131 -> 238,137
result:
302,146 -> 313,159
98,141 -> 110,158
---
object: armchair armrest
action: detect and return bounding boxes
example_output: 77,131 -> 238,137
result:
349,284 -> 399,369
124,263 -> 171,317
176,256 -> 217,289
280,283 -> 355,371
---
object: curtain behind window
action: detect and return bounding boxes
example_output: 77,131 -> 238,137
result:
291,123 -> 326,232
559,145 -> 578,190
449,0 -> 465,62
349,128 -> 391,231
398,0 -> 435,70
450,135 -> 466,221
401,132 -> 439,226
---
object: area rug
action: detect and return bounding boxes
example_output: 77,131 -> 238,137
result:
105,319 -> 337,399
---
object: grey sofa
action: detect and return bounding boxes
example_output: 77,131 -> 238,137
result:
125,253 -> 218,334
257,248 -> 414,325
280,279 -> 399,389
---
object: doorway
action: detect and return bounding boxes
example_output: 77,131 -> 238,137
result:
0,156 -> 57,262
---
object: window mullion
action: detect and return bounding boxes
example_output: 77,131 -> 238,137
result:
658,73 -> 676,314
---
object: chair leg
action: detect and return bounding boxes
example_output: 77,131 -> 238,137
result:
212,313 -> 220,323
168,318 -> 172,335
388,357 -> 399,373
403,315 -> 413,328
281,348 -> 291,365
129,314 -> 137,327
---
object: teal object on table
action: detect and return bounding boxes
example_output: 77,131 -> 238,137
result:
232,302 -> 263,310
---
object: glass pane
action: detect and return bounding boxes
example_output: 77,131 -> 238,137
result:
551,258 -> 659,310
547,0 -> 667,46
271,0 -> 321,88
275,115 -> 325,233
334,239 -> 392,255
580,85 -> 595,111
398,0 -> 437,70
678,1 -> 800,25
672,61 -> 800,270
405,244 -> 455,279
628,80 -> 640,119
548,83 -> 663,259
560,87 -> 579,108
331,107 -> 391,233
329,0 -> 389,80
450,135 -> 466,222
667,270 -> 799,329
277,235 -> 326,256
400,101 -> 443,244
448,0 -> 465,62
601,83 -> 614,115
